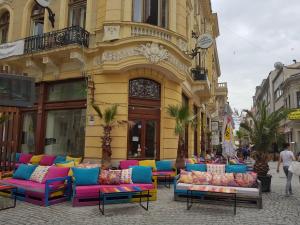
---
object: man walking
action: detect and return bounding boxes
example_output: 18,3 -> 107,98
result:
277,142 -> 295,196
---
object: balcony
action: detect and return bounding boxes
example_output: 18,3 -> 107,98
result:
24,26 -> 89,54
216,82 -> 228,97
190,66 -> 211,101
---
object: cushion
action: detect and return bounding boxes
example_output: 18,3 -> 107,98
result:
131,166 -> 152,184
99,170 -> 121,185
139,160 -> 156,171
56,161 -> 76,176
15,153 -> 20,162
39,155 -> 56,166
211,173 -> 236,186
54,155 -> 66,164
76,163 -> 101,168
206,164 -> 225,174
192,171 -> 212,185
185,158 -> 196,164
13,164 -> 37,180
120,168 -> 133,184
178,170 -> 193,184
29,155 -> 44,165
72,167 -> 100,186
29,166 -> 50,183
119,160 -> 139,169
66,156 -> 82,165
18,153 -> 33,164
186,163 -> 207,172
156,160 -> 173,171
235,172 -> 257,188
42,166 -> 70,184
226,164 -> 247,173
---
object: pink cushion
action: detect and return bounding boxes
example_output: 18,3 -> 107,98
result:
119,160 -> 139,169
19,153 -> 32,164
75,183 -> 155,197
152,171 -> 175,176
39,155 -> 56,166
42,166 -> 70,185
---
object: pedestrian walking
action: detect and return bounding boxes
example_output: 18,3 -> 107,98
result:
276,142 -> 296,196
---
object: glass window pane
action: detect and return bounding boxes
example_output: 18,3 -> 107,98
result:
21,112 -> 37,153
47,80 -> 86,102
161,0 -> 168,28
133,0 -> 143,22
145,120 -> 157,158
44,109 -> 86,156
128,120 -> 142,158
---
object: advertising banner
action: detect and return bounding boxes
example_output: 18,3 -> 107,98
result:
0,40 -> 24,60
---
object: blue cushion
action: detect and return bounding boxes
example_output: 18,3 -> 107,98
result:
54,156 -> 66,164
131,166 -> 152,184
13,164 -> 37,180
72,167 -> 100,186
186,163 -> 207,172
156,160 -> 173,171
226,164 -> 247,173
15,153 -> 20,162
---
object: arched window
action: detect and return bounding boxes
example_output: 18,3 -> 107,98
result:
0,11 -> 9,44
69,0 -> 87,28
133,0 -> 168,28
31,4 -> 44,35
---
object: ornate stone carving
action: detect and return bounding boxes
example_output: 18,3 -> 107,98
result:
129,78 -> 160,100
135,43 -> 168,64
103,25 -> 120,41
177,38 -> 188,52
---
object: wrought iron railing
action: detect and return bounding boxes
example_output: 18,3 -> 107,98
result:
24,26 -> 89,54
191,66 -> 208,81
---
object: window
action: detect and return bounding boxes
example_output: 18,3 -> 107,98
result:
297,92 -> 300,108
69,0 -> 87,28
133,0 -> 169,28
0,11 -> 9,44
21,112 -> 37,153
31,4 -> 44,35
274,88 -> 283,100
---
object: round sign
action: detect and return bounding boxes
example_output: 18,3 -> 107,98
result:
196,34 -> 214,49
35,0 -> 51,8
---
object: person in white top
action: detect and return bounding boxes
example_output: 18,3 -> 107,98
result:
277,142 -> 295,196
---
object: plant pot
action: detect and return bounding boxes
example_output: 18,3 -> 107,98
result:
258,174 -> 272,192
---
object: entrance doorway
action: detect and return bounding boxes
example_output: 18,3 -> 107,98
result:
127,78 -> 161,160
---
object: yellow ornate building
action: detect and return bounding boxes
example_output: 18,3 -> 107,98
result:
0,0 -> 226,164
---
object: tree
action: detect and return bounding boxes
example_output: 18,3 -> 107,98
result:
240,102 -> 289,176
235,130 -> 243,148
167,105 -> 195,170
92,103 -> 126,169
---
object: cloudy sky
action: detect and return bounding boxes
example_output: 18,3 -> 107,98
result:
211,0 -> 300,112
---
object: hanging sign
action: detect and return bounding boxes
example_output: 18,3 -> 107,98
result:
288,109 -> 300,120
0,40 -> 24,60
196,33 -> 214,49
35,0 -> 51,7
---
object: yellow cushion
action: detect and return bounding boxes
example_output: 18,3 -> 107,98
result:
29,155 -> 44,165
139,160 -> 156,171
186,158 -> 195,164
66,156 -> 82,165
56,161 -> 75,176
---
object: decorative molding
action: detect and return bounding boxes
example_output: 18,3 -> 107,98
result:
177,39 -> 188,52
135,43 -> 168,64
70,51 -> 84,64
103,25 -> 120,41
129,78 -> 160,100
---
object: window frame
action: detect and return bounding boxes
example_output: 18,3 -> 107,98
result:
68,0 -> 87,29
297,91 -> 300,108
0,11 -> 9,44
30,4 -> 45,36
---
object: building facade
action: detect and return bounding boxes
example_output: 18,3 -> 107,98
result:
0,0 -> 224,164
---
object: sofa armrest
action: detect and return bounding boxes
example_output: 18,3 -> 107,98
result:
45,176 -> 72,186
257,179 -> 262,196
173,175 -> 180,191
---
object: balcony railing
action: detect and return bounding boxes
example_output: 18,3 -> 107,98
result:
24,26 -> 89,54
218,82 -> 227,88
191,67 -> 208,81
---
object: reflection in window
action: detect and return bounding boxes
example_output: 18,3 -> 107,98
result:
44,109 -> 86,156
31,4 -> 44,35
128,120 -> 142,158
21,112 -> 37,153
0,11 -> 9,44
133,0 -> 169,28
69,0 -> 87,28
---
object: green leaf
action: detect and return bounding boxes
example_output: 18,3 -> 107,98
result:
91,103 -> 103,119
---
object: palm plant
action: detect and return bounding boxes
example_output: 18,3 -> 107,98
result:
235,130 -> 244,148
92,103 -> 126,169
167,105 -> 195,170
240,102 -> 289,176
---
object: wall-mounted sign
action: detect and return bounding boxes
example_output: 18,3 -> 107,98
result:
36,0 -> 51,7
0,40 -> 24,60
196,33 -> 214,49
211,121 -> 219,131
288,109 -> 300,120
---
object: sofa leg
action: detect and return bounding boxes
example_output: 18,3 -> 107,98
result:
257,198 -> 263,209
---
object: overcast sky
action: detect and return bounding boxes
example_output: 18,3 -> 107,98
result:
211,0 -> 300,112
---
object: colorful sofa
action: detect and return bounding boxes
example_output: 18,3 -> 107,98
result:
72,166 -> 157,207
1,164 -> 72,206
174,163 -> 262,208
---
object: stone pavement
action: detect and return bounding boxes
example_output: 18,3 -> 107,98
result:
0,162 -> 299,225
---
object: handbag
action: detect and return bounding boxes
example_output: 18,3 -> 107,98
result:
288,161 -> 300,176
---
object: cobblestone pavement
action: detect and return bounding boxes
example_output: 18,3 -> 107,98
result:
0,162 -> 299,225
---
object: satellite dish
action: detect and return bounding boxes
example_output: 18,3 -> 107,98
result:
196,33 -> 214,49
274,62 -> 283,70
35,0 -> 51,8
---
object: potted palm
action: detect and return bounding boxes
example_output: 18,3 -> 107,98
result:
240,102 -> 289,192
167,105 -> 195,171
92,103 -> 127,169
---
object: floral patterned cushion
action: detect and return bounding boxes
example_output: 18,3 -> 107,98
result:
29,166 -> 50,183
99,170 -> 122,185
211,173 -> 236,186
192,171 -> 212,185
235,172 -> 257,187
120,168 -> 133,184
76,163 -> 101,168
178,170 -> 193,184
206,164 -> 225,174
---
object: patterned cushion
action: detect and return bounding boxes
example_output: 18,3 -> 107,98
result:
99,170 -> 122,185
178,170 -> 193,184
120,168 -> 133,184
76,163 -> 101,168
185,158 -> 196,164
235,172 -> 257,187
29,166 -> 50,183
192,171 -> 212,185
211,173 -> 236,186
206,164 -> 225,174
